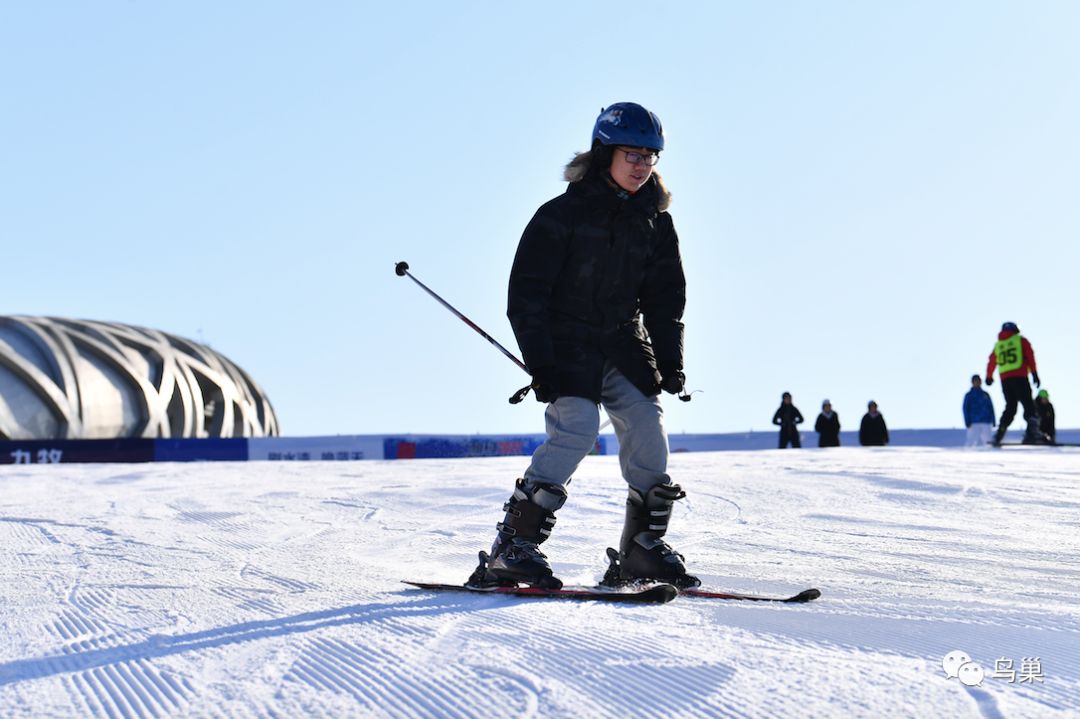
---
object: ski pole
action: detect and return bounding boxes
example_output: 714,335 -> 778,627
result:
395,261 -> 534,403
394,261 -> 622,427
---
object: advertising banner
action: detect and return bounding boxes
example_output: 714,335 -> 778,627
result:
247,436 -> 384,462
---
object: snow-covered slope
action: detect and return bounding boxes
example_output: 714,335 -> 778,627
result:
2,448 -> 1078,718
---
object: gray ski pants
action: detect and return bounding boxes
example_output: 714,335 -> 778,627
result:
523,362 -> 670,494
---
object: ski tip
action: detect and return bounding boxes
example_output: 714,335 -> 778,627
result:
787,588 -> 822,603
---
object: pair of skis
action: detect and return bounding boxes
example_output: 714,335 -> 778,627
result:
402,580 -> 821,605
404,551 -> 820,605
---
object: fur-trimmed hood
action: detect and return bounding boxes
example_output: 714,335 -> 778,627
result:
563,150 -> 672,212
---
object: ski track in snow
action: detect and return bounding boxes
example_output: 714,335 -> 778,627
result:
1,448 -> 1079,717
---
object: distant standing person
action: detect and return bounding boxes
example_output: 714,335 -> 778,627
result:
859,401 -> 889,446
815,400 -> 841,447
772,392 -> 804,448
962,374 -> 996,448
986,321 -> 1041,446
1034,389 -> 1056,444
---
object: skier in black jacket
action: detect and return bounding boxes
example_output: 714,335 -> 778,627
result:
858,401 -> 889,446
772,392 -> 804,448
1034,389 -> 1056,444
815,400 -> 841,447
476,102 -> 696,591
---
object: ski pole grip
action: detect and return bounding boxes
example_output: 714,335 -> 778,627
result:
509,384 -> 532,404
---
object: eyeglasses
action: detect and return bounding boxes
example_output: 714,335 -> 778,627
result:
618,148 -> 660,166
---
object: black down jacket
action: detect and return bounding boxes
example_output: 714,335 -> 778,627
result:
507,171 -> 685,403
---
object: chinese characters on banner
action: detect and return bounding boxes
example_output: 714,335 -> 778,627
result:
8,449 -> 63,464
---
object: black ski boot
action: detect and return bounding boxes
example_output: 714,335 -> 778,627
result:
605,483 -> 699,588
471,478 -> 566,589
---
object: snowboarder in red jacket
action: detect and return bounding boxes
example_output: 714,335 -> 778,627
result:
985,322 -> 1042,446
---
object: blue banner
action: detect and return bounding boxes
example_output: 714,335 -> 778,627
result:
383,435 -> 607,459
155,438 -> 248,462
0,439 -> 155,465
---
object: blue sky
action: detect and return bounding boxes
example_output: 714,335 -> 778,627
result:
4,2 -> 1078,436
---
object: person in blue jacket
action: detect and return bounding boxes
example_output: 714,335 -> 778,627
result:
963,374 -> 995,448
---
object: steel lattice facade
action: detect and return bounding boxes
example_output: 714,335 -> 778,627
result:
0,316 -> 279,440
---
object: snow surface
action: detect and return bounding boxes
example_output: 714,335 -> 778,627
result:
2,448 -> 1079,718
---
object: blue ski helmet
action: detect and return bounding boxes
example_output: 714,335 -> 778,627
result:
1002,321 -> 1019,333
592,102 -> 664,151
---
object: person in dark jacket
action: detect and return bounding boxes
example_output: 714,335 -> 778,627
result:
475,102 -> 697,591
859,401 -> 889,446
986,321 -> 1041,446
815,400 -> 841,447
962,374 -> 995,447
1034,389 -> 1056,444
772,392 -> 804,448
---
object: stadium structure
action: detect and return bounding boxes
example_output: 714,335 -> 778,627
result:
0,316 -> 278,440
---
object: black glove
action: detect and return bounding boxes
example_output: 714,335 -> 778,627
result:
530,366 -> 560,403
1032,372 -> 1041,388
660,369 -> 685,395
985,376 -> 993,386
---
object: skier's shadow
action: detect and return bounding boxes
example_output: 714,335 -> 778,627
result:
0,591 -> 493,686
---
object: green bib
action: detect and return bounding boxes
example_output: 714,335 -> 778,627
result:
994,335 -> 1023,374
